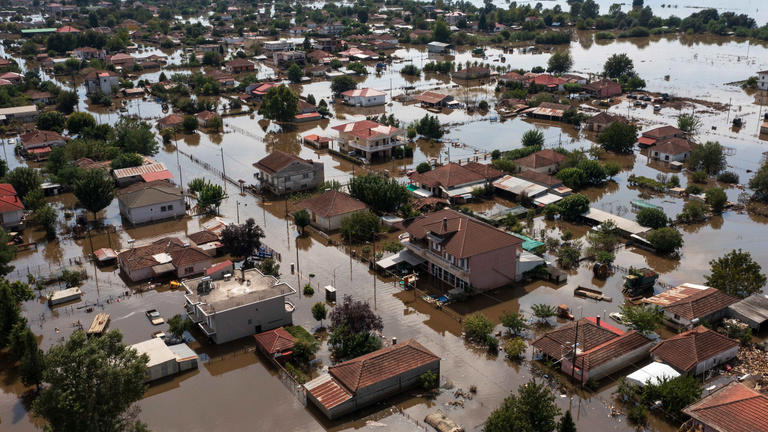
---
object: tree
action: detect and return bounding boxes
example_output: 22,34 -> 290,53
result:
646,227 -> 683,254
641,374 -> 701,415
197,183 -> 226,213
56,90 -> 78,114
531,304 -> 558,322
522,129 -> 545,147
259,84 -> 298,122
36,111 -> 66,132
33,330 -> 148,432
576,159 -> 607,185
0,280 -> 21,348
188,178 -> 207,194
256,258 -> 280,277
18,327 -> 44,390
413,114 -> 443,139
340,211 -> 381,243
167,314 -> 193,338
331,76 -> 357,95
547,50 -> 573,74
598,122 -> 637,153
66,112 -> 96,134
73,169 -> 114,222
347,62 -> 367,75
110,153 -> 144,170
182,115 -> 198,133
433,19 -> 451,42
677,200 -> 707,223
705,187 -> 727,213
287,63 -> 303,83
619,304 -> 663,335
202,51 -> 221,66
0,230 -> 16,276
463,312 -> 494,344
688,141 -> 726,175
556,168 -> 587,189
311,302 -> 327,327
207,114 -> 223,132
114,117 -> 158,155
293,209 -> 310,234
504,338 -> 527,359
706,249 -> 766,298
484,379 -> 561,432
34,204 -> 57,239
580,0 -> 599,19
500,311 -> 527,336
5,166 -> 42,200
349,174 -> 409,213
749,160 -> 768,201
558,193 -> 590,220
416,162 -> 431,173
603,53 -> 635,79
558,410 -> 577,432
220,218 -> 265,257
328,295 -> 383,361
636,207 -> 668,229
677,113 -> 702,135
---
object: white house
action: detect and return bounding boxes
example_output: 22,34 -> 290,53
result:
117,180 -> 185,225
427,41 -> 450,53
331,120 -> 406,162
130,338 -> 199,382
650,137 -> 694,163
296,190 -> 368,231
341,88 -> 386,107
758,70 -> 768,90
264,39 -> 294,52
84,70 -> 120,94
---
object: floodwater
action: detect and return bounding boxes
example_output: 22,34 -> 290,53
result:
4,28 -> 768,432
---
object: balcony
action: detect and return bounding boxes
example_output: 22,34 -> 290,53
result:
184,303 -> 203,323
403,240 -> 470,279
198,321 -> 216,336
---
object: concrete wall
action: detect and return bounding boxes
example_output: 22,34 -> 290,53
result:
0,209 -> 24,229
119,197 -> 185,225
174,258 -> 212,279
467,247 -> 518,291
652,150 -> 688,162
120,264 -> 154,282
343,94 -> 386,107
262,161 -> 324,195
693,346 -> 738,375
309,210 -> 359,232
209,295 -> 293,344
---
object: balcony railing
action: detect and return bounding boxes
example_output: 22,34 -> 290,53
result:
403,240 -> 469,279
198,321 -> 216,336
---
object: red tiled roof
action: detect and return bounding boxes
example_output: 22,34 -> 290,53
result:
189,230 -> 219,245
57,25 -> 80,32
306,374 -> 353,410
410,163 -> 486,189
643,125 -> 683,139
117,237 -> 209,272
575,330 -> 652,371
253,151 -> 313,175
532,317 -> 624,360
650,326 -> 739,372
205,259 -> 233,275
514,149 -> 566,169
0,183 -> 23,213
462,162 -> 503,181
414,91 -> 449,104
20,130 -> 66,149
332,120 -> 404,140
638,136 -> 656,146
584,79 -> 621,92
586,111 -> 623,126
652,137 -> 693,155
516,170 -> 562,187
664,288 -> 740,321
251,82 -> 279,96
157,114 -> 184,128
253,327 -> 295,354
329,339 -> 439,392
531,74 -> 567,87
683,382 -> 768,432
298,190 -> 367,218
140,170 -> 173,183
405,208 -> 522,259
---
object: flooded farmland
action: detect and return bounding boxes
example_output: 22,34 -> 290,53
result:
3,13 -> 768,432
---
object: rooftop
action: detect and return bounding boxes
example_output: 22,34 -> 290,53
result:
184,267 -> 296,315
113,162 -> 168,179
532,317 -> 624,360
332,120 -> 404,140
297,190 -> 367,218
130,338 -> 177,368
253,327 -> 295,354
664,288 -> 740,320
650,326 -> 739,372
253,151 -> 314,175
410,163 -> 487,189
514,149 -> 566,169
683,382 -> 768,432
341,88 -> 386,97
728,294 -> 768,326
117,180 -> 182,208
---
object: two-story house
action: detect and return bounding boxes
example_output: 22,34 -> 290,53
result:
409,162 -> 502,203
84,70 -> 120,94
402,209 -> 523,292
332,120 -> 405,162
183,267 -> 296,344
117,237 -> 212,282
253,151 -> 324,195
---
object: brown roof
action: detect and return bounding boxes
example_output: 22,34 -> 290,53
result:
537,102 -> 571,111
157,113 -> 184,128
584,78 -> 621,92
297,190 -> 367,218
117,237 -> 209,272
653,137 -> 694,155
664,288 -> 740,321
253,151 -> 313,175
462,162 -> 503,181
116,180 -> 182,208
643,125 -> 684,139
20,130 -> 66,149
188,229 -> 219,245
405,209 -> 522,259
586,111 -> 623,126
575,330 -> 652,371
329,339 -> 439,393
414,91 -> 449,105
514,149 -> 566,169
650,326 -> 739,372
643,283 -> 708,307
74,158 -> 112,170
253,327 -> 294,354
516,169 -> 563,187
226,58 -> 254,68
410,163 -> 486,189
532,317 -> 624,360
683,382 -> 768,432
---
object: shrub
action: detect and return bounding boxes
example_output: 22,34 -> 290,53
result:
463,312 -> 494,344
419,370 -> 439,389
677,200 -> 708,223
400,64 -> 420,76
627,405 -> 648,426
303,284 -> 314,295
636,207 -> 668,229
705,187 -> 727,213
416,162 -> 431,173
717,171 -> 739,184
504,337 -> 527,359
691,170 -> 708,184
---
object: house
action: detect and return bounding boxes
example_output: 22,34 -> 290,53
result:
112,162 -> 172,187
294,100 -> 321,123
409,162 -> 501,202
273,50 -> 305,66
318,22 -> 344,36
584,79 -> 622,98
302,134 -> 332,149
130,338 -> 198,382
650,137 -> 694,162
305,339 -> 440,420
516,169 -> 566,190
297,190 -> 368,232
117,237 -> 212,282
514,149 -> 566,174
639,125 -> 685,147
0,184 -> 24,230
183,267 -> 296,344
532,317 -> 654,382
249,82 -> 280,100
307,49 -> 334,64
0,72 -> 23,85
332,120 -> 406,162
20,129 -> 66,151
25,90 -> 54,105
402,208 -> 523,291
529,74 -> 567,91
728,294 -> 768,330
204,260 -> 233,279
225,58 -> 255,74
196,44 -> 220,53
585,112 -> 625,132
337,47 -> 378,60
74,47 -> 106,61
196,110 -> 217,128
253,327 -> 294,361
413,91 -> 454,108
264,39 -> 294,52
526,102 -> 571,121
253,151 -> 324,195
427,41 -> 450,53
341,88 -> 386,107
157,113 -> 184,129
493,175 -> 567,207
651,286 -> 739,329
650,326 -> 739,375
117,180 -> 185,225
443,11 -> 465,25
758,70 -> 768,90
499,71 -> 525,85
314,38 -> 342,52
107,53 -> 135,68
0,105 -> 38,124
189,229 -> 222,257
453,67 -> 490,80
207,69 -> 235,86
84,70 -> 120,94
683,382 -> 768,432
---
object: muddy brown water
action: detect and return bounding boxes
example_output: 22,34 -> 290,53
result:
4,31 -> 768,431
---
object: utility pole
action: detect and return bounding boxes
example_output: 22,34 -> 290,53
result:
220,147 -> 227,190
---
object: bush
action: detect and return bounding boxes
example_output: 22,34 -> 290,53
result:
557,243 -> 582,269
691,170 -> 708,184
685,184 -> 703,195
705,187 -> 727,213
419,370 -> 439,389
340,211 -> 380,242
416,162 -> 431,173
717,171 -> 739,184
677,200 -> 708,223
636,207 -> 668,229
400,64 -> 421,76
463,312 -> 494,344
627,405 -> 648,426
557,193 -> 590,220
504,337 -> 526,359
302,284 -> 314,295
500,312 -> 527,336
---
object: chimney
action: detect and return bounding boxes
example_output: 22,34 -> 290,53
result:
241,267 -> 245,280
596,316 -> 601,326
442,217 -> 447,231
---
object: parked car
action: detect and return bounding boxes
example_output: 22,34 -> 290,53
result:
146,309 -> 165,325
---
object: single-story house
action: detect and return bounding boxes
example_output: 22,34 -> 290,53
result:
0,183 -> 24,230
683,382 -> 768,432
514,149 -> 566,174
650,137 -> 694,162
112,162 -> 172,187
225,58 -> 255,73
652,286 -> 739,329
296,190 -> 368,232
0,105 -> 38,123
728,294 -> 768,331
305,339 -> 440,419
413,91 -> 454,108
196,110 -> 217,128
409,162 -> 501,202
130,338 -> 198,382
117,180 -> 185,225
253,327 -> 295,361
341,88 -> 386,107
427,41 -> 450,53
639,125 -> 685,147
20,129 -> 67,151
157,113 -> 184,129
525,102 -> 571,121
584,79 -> 622,98
189,229 -> 221,256
585,111 -> 625,132
650,326 -> 739,375
117,237 -> 212,282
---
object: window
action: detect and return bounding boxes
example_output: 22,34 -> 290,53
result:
185,266 -> 194,274
445,253 -> 454,265
302,173 -> 309,179
248,319 -> 252,325
160,206 -> 167,212
167,204 -> 173,211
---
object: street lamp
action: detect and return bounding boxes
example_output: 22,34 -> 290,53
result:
236,200 -> 246,224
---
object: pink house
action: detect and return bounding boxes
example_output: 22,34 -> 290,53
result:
402,209 -> 522,292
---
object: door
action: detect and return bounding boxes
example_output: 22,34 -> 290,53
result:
254,325 -> 262,334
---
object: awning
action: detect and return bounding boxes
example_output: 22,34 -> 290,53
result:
638,137 -> 656,146
152,263 -> 175,275
444,184 -> 480,197
375,249 -> 425,269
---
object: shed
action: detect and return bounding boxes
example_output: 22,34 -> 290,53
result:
583,207 -> 649,237
167,343 -> 199,371
130,338 -> 179,382
626,362 -> 680,387
49,287 -> 83,305
94,247 -> 118,263
728,294 -> 768,330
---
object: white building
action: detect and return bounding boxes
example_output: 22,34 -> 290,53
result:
758,70 -> 768,90
264,39 -> 294,52
117,180 -> 185,225
84,70 -> 120,94
341,88 -> 386,107
427,41 -> 450,53
183,268 -> 296,344
130,338 -> 199,382
331,120 -> 406,162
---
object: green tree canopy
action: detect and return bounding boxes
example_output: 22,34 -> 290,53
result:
287,63 -> 303,83
110,152 -> 144,170
66,112 -> 97,134
705,187 -> 727,213
603,53 -> 635,79
197,183 -> 226,213
522,129 -> 545,147
114,117 -> 158,155
619,303 -> 663,335
36,111 -> 66,132
73,168 -> 115,220
293,209 -> 310,234
677,113 -> 702,135
636,207 -> 669,229
547,50 -> 573,74
56,90 -> 78,114
259,84 -> 298,122
688,141 -> 726,175
221,218 -> 264,257
340,211 -> 381,242
598,121 -> 637,153
484,379 -> 561,432
5,166 -> 42,200
312,302 -> 327,326
167,314 -> 193,338
706,249 -> 766,298
330,76 -> 357,95
349,174 -> 409,213
646,227 -> 683,254
557,193 -> 590,220
432,19 -> 451,42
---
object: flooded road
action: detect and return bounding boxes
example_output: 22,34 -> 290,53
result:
3,29 -> 768,432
